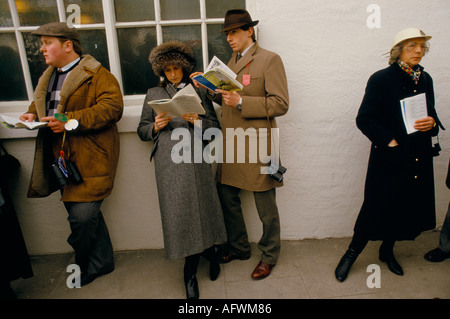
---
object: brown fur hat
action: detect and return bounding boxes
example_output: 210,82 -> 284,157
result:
149,41 -> 196,76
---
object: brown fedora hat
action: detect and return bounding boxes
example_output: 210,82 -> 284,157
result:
221,9 -> 259,33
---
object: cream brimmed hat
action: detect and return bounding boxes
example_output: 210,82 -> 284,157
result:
392,28 -> 431,49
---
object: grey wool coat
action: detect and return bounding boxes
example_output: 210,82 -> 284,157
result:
137,82 -> 227,259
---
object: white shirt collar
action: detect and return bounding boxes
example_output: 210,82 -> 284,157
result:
59,57 -> 81,72
239,42 -> 255,58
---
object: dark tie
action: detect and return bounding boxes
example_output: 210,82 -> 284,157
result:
236,53 -> 242,63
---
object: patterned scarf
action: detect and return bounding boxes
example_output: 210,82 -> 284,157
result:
398,60 -> 421,85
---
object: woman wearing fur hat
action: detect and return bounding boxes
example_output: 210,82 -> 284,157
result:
137,41 -> 226,299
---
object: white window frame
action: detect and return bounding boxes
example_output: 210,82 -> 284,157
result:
0,0 -> 249,112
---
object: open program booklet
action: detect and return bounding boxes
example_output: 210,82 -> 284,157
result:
193,56 -> 243,92
1,114 -> 47,130
148,84 -> 206,117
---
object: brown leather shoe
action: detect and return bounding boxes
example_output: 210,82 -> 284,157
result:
219,252 -> 250,264
251,261 -> 274,280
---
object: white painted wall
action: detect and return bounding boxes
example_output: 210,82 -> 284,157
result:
1,0 -> 449,255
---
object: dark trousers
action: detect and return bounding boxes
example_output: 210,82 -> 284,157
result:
217,183 -> 280,265
63,201 -> 114,276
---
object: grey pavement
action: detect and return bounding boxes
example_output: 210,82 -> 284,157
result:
9,231 -> 450,300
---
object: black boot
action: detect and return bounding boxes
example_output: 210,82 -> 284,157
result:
335,248 -> 360,282
379,241 -> 403,276
184,254 -> 200,299
201,245 -> 221,281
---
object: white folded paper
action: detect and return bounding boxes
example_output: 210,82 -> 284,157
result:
400,93 -> 428,134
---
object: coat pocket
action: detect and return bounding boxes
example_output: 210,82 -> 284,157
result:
376,144 -> 405,174
72,134 -> 110,178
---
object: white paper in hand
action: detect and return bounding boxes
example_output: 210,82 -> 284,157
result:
400,93 -> 428,134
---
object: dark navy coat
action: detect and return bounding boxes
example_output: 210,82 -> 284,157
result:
354,62 -> 443,241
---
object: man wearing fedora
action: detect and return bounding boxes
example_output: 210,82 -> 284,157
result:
20,22 -> 123,286
194,9 -> 289,279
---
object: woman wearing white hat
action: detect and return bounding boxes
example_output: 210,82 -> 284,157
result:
335,28 -> 444,282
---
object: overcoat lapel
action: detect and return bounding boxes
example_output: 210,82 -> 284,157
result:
164,84 -> 178,99
58,67 -> 93,113
33,66 -> 54,120
230,43 -> 257,74
32,55 -> 99,119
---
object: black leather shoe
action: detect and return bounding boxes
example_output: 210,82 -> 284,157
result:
210,260 -> 220,281
335,248 -> 359,282
185,276 -> 199,299
201,245 -> 221,281
379,252 -> 403,276
80,267 -> 114,287
424,247 -> 450,262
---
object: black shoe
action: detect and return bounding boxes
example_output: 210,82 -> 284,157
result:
201,245 -> 221,281
210,260 -> 220,281
335,248 -> 359,282
184,254 -> 200,299
80,267 -> 114,287
424,248 -> 450,262
379,251 -> 403,276
80,273 -> 98,287
185,276 -> 199,299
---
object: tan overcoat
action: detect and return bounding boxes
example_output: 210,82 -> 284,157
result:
26,55 -> 123,202
217,43 -> 289,191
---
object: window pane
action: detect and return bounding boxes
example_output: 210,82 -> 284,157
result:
114,0 -> 155,22
0,1 -> 13,27
64,0 -> 104,24
23,29 -> 109,89
207,24 -> 233,65
78,29 -> 109,70
162,25 -> 203,71
23,32 -> 47,89
160,0 -> 200,20
205,0 -> 246,18
0,33 -> 27,101
117,27 -> 158,95
16,0 -> 58,26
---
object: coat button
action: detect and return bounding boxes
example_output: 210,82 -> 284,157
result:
414,90 -> 417,93
416,158 -> 419,162
414,176 -> 418,179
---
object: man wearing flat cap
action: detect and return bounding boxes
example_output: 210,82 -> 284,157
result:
194,9 -> 289,280
20,22 -> 123,286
